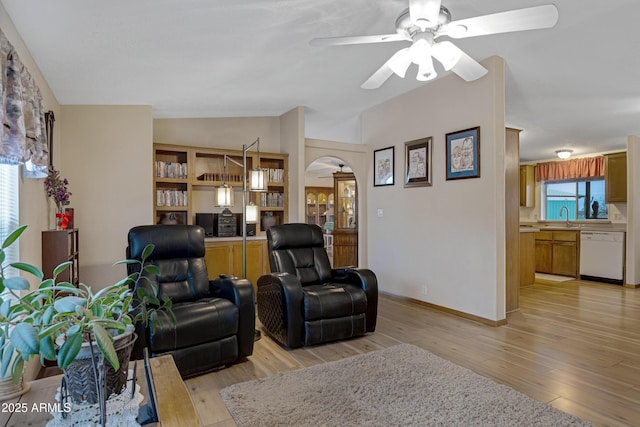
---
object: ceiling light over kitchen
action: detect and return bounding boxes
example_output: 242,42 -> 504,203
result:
556,149 -> 573,159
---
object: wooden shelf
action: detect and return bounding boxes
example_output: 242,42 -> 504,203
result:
153,143 -> 288,234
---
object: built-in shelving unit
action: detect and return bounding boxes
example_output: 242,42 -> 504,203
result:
153,143 -> 288,234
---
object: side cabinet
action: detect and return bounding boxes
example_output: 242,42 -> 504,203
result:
42,229 -> 79,286
204,240 -> 267,293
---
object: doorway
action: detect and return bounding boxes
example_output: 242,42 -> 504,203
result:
304,156 -> 358,267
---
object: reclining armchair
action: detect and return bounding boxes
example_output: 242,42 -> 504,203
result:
257,223 -> 378,348
127,225 -> 255,378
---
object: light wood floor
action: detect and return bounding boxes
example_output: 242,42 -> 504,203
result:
186,279 -> 640,427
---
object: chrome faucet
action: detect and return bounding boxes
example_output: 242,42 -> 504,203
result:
559,206 -> 570,227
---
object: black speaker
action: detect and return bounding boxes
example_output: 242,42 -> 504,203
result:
195,213 -> 214,237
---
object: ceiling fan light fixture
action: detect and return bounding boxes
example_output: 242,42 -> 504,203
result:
431,41 -> 462,70
556,149 -> 573,159
409,33 -> 434,65
447,24 -> 468,37
388,48 -> 412,77
416,58 -> 437,81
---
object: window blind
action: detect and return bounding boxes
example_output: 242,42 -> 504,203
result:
0,164 -> 19,278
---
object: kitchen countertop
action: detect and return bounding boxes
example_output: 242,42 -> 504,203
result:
520,221 -> 626,233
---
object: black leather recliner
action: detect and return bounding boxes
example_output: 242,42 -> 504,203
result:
126,225 -> 255,378
257,223 -> 377,348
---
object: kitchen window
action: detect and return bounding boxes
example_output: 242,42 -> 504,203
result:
542,178 -> 607,220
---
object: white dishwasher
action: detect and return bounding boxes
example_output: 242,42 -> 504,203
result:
579,231 -> 625,284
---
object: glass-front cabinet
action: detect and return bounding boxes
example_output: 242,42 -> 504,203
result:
305,187 -> 333,228
332,172 -> 358,267
334,173 -> 357,230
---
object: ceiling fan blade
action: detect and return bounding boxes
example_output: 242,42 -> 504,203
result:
450,48 -> 488,82
361,59 -> 396,90
410,0 -> 442,29
310,33 -> 407,46
444,4 -> 559,39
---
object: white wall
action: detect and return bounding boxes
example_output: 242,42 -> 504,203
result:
363,56 -> 506,322
61,106 -> 153,289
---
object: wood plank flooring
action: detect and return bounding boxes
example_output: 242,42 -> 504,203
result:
185,279 -> 640,427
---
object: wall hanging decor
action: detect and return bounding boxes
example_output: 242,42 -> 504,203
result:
374,146 -> 394,187
445,126 -> 480,180
404,137 -> 432,188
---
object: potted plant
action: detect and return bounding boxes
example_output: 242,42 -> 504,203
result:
0,225 -> 42,400
0,225 -> 173,405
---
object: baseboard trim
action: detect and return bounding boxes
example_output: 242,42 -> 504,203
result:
381,291 -> 507,327
624,283 -> 640,289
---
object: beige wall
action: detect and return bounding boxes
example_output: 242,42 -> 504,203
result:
362,56 -> 507,322
279,107 -> 305,223
0,5 -> 61,272
60,106 -> 153,289
153,116 -> 281,153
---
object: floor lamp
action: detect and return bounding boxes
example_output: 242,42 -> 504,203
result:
214,137 -> 266,278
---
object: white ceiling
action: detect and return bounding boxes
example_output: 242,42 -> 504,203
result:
2,0 -> 639,162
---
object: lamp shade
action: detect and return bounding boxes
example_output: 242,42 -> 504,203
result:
246,203 -> 258,223
249,168 -> 267,191
556,149 -> 573,159
432,41 -> 462,71
388,48 -> 411,78
416,57 -> 437,81
215,184 -> 234,207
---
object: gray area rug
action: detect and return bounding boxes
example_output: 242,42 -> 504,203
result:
220,344 -> 592,427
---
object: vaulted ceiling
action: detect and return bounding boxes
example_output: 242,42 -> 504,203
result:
2,0 -> 639,161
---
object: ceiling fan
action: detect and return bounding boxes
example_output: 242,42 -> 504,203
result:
310,1 -> 559,89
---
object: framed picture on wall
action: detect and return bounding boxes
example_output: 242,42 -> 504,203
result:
404,137 -> 432,188
373,146 -> 394,186
445,126 -> 480,180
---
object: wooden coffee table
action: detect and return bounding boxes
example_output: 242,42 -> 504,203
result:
0,354 -> 200,426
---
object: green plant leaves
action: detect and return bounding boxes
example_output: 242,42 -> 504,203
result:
3,277 -> 30,291
1,225 -> 27,249
39,336 -> 56,361
53,296 -> 86,314
10,323 -> 39,356
9,262 -> 43,279
57,332 -> 82,369
93,324 -> 119,370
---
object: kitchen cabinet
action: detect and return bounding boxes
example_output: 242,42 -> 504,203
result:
604,152 -> 627,203
204,239 -> 267,293
534,230 -> 579,278
519,165 -> 535,207
520,231 -> 536,286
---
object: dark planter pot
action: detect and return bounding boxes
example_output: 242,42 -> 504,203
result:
62,330 -> 136,404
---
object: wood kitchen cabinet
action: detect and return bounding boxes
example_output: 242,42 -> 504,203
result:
204,239 -> 267,293
534,230 -> 579,278
519,165 -> 535,207
604,152 -> 627,203
520,231 -> 536,286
